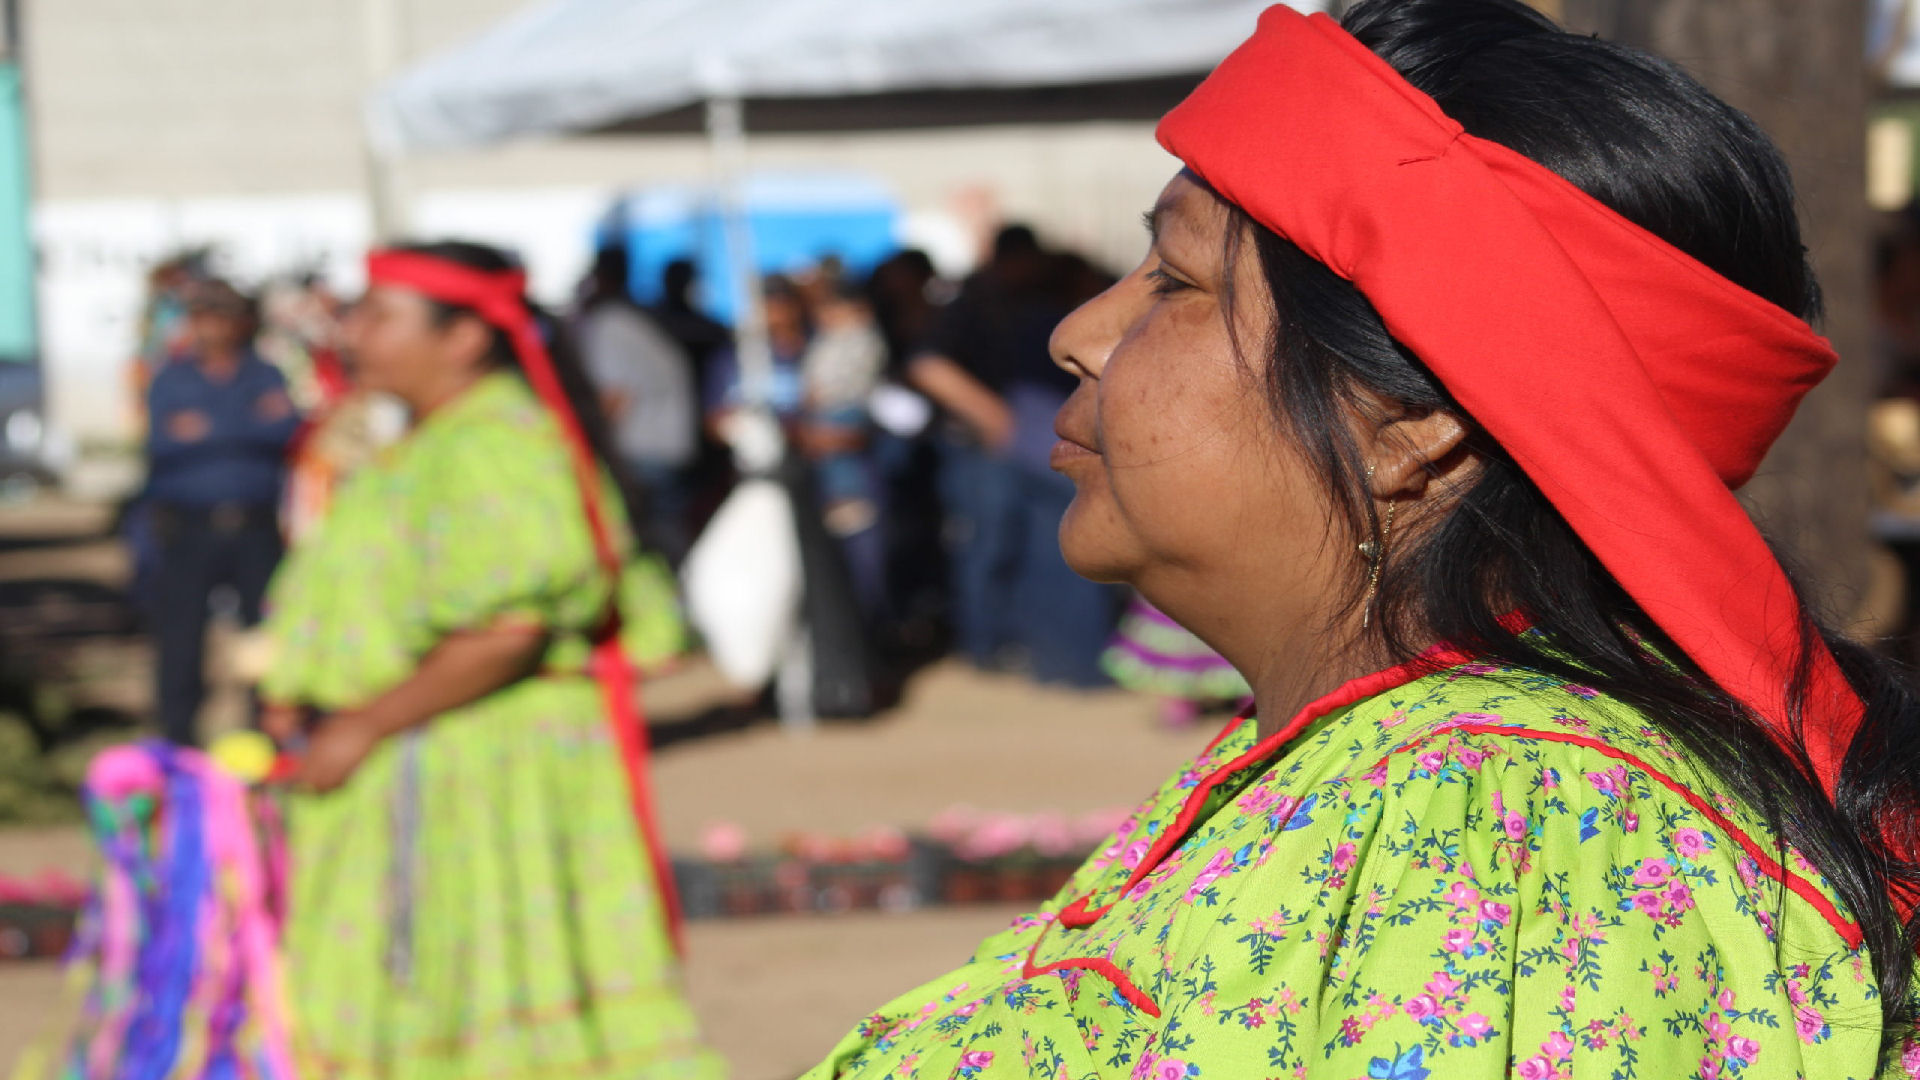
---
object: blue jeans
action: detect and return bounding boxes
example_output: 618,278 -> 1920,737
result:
939,441 -> 1117,681
939,441 -> 1023,665
149,503 -> 282,745
627,459 -> 693,564
1012,465 -> 1117,688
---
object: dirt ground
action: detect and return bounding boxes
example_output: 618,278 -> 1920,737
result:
0,497 -> 1216,1078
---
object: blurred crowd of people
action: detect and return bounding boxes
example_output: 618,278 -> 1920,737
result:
126,222 -> 1253,747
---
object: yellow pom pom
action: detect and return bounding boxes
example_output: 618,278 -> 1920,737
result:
208,731 -> 277,784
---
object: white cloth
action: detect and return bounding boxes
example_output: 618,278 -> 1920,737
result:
681,475 -> 802,689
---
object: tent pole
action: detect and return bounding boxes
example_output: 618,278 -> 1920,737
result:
705,94 -> 773,405
361,0 -> 408,238
707,93 -> 816,732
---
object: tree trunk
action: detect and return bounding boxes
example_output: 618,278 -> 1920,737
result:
1559,0 -> 1875,623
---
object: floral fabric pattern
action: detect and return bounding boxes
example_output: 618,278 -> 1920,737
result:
806,656 -> 1919,1080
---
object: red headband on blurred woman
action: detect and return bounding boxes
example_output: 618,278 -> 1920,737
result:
1158,10 -> 1869,850
364,248 -> 685,950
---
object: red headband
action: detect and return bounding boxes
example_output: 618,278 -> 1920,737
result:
1158,13 -> 1863,801
366,251 -> 600,519
365,249 -> 685,950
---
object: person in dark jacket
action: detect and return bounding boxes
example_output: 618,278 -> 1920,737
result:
144,278 -> 299,744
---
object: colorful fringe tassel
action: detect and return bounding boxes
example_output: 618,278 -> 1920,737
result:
43,740 -> 295,1080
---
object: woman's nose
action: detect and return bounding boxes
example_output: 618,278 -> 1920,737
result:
1049,276 -> 1133,381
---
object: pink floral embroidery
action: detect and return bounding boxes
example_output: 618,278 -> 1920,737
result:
1631,858 -> 1671,888
1673,828 -> 1710,861
1184,849 -> 1234,903
1236,787 -> 1280,816
1793,1006 -> 1830,1044
1587,765 -> 1629,799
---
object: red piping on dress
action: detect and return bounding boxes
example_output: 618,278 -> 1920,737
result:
1020,921 -> 1163,1017
1033,634 -> 1865,1017
1380,724 -> 1865,950
1057,642 -> 1473,930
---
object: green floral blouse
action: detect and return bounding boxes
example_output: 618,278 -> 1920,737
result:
807,649 -> 1919,1080
261,371 -> 683,711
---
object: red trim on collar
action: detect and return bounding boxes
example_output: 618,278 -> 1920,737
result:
1381,724 -> 1865,950
1057,642 -> 1473,930
1021,921 -> 1163,1017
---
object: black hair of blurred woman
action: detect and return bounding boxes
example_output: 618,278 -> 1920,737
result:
866,249 -> 938,369
986,223 -> 1054,296
1221,0 -> 1919,1050
991,224 -> 1041,263
662,258 -> 701,314
581,244 -> 635,310
390,240 -> 637,525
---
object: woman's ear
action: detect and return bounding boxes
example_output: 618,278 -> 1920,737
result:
1363,408 -> 1473,499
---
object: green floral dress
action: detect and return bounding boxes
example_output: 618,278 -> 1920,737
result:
261,373 -> 718,1080
806,647 -> 1920,1080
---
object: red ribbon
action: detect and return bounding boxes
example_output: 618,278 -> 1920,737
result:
1158,10 -> 1907,910
366,250 -> 686,953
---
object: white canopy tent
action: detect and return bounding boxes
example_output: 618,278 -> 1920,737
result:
368,0 -> 1326,153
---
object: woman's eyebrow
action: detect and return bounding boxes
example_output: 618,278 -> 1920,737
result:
1142,190 -> 1184,244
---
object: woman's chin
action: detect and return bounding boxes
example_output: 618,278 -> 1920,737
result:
1057,504 -> 1138,586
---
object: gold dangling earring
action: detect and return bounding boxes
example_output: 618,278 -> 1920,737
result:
1360,466 -> 1395,630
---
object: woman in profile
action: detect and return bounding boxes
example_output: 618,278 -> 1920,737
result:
260,241 -> 713,1078
805,1 -> 1920,1076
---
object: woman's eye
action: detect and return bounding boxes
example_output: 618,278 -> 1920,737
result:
1145,267 -> 1191,296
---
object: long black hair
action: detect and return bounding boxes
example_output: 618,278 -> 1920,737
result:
391,240 -> 632,509
1221,0 -> 1919,1049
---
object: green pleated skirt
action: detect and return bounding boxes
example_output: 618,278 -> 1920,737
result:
285,677 -> 719,1080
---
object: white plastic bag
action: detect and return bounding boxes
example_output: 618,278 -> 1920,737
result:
682,409 -> 804,690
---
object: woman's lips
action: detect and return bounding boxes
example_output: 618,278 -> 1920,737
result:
1050,437 -> 1099,472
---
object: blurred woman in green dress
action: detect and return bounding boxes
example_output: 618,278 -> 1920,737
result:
259,241 -> 717,1080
